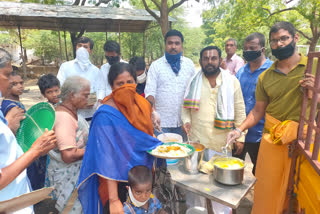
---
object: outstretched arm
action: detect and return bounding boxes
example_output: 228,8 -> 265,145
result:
0,130 -> 56,190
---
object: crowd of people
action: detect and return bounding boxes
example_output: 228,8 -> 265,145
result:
0,20 -> 317,214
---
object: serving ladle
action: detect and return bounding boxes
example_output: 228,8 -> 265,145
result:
221,142 -> 232,157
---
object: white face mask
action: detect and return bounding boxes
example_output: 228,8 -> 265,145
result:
128,187 -> 149,207
137,70 -> 147,84
76,47 -> 90,71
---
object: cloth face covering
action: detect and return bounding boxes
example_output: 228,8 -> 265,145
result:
104,84 -> 154,136
137,69 -> 147,84
128,187 -> 149,207
165,51 -> 182,74
106,56 -> 120,65
76,47 -> 91,72
271,41 -> 295,60
243,48 -> 263,62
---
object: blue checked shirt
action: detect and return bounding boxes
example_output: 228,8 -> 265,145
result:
123,195 -> 162,214
236,58 -> 273,142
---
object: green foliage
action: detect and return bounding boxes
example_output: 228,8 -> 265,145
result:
202,0 -> 319,54
23,30 -> 74,62
85,32 -> 119,66
144,25 -> 165,63
0,0 -> 203,65
173,17 -> 205,64
120,33 -> 143,60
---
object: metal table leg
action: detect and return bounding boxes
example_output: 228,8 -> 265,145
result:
206,198 -> 214,214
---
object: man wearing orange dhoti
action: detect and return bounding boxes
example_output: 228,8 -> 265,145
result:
226,21 -> 317,214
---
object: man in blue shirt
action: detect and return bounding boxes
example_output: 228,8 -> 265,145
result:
235,33 -> 273,175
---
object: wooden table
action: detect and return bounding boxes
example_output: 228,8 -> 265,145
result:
167,162 -> 256,213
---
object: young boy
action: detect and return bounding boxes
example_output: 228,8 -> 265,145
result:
37,73 -> 61,105
123,165 -> 166,214
26,74 -> 61,191
1,71 -> 26,116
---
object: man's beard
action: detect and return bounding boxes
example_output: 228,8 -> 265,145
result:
202,64 -> 220,76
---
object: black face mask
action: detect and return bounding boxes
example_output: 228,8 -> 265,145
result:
243,49 -> 263,62
271,41 -> 295,60
106,56 -> 120,65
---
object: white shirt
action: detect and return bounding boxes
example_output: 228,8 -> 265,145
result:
100,59 -> 127,98
145,55 -> 196,127
0,110 -> 33,213
57,59 -> 104,119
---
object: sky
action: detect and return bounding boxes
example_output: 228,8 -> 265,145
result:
70,0 -> 300,29
182,1 -> 205,28
119,0 -> 205,28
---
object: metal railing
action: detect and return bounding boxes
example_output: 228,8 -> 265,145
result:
287,52 -> 320,213
297,52 -> 320,175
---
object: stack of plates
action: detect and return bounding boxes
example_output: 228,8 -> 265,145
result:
16,102 -> 55,153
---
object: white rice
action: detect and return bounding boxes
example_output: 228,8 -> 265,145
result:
151,144 -> 191,157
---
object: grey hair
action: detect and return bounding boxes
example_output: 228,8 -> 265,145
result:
0,48 -> 12,68
226,38 -> 237,47
60,76 -> 90,102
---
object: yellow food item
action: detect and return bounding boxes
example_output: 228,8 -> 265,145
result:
167,146 -> 180,151
213,159 -> 244,169
158,146 -> 168,153
158,145 -> 182,153
163,138 -> 179,143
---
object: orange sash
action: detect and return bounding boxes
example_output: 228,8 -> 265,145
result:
252,114 -> 298,214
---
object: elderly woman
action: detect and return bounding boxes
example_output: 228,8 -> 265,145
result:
77,63 -> 162,214
47,76 -> 90,213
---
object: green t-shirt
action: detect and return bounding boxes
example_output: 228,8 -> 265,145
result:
255,54 -> 317,122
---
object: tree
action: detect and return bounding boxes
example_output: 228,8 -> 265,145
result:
262,0 -> 320,52
136,0 -> 199,37
70,0 -> 120,58
203,0 -> 320,53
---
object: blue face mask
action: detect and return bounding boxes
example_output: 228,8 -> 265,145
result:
165,51 -> 182,74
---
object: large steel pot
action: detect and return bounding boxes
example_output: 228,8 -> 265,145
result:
183,143 -> 205,174
213,157 -> 245,185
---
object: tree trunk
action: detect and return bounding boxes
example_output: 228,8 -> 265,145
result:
70,30 -> 85,59
70,32 -> 77,59
73,0 -> 81,5
160,0 -> 170,37
308,39 -> 318,53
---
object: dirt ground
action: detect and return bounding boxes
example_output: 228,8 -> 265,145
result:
21,79 -> 254,214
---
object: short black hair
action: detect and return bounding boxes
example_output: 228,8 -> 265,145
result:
244,32 -> 266,48
269,21 -> 296,39
200,46 -> 222,59
75,37 -> 94,50
129,56 -> 146,71
10,71 -> 21,77
37,73 -> 60,95
104,40 -> 121,54
108,62 -> 136,87
164,29 -> 184,43
128,165 -> 152,188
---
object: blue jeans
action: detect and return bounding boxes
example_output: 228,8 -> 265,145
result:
154,126 -> 187,142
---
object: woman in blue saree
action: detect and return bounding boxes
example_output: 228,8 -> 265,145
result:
77,63 -> 162,214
